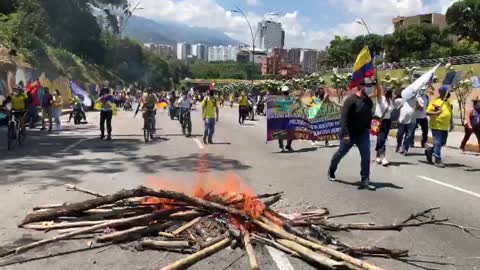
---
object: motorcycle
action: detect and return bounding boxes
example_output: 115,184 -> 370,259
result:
123,100 -> 133,111
256,100 -> 265,116
72,107 -> 83,125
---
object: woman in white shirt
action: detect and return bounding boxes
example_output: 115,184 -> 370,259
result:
375,86 -> 395,166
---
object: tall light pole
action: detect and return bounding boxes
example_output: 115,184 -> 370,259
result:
231,5 -> 257,83
356,17 -> 371,35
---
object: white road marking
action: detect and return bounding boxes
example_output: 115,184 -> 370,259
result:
192,137 -> 205,150
61,138 -> 90,153
418,175 -> 480,199
266,246 -> 295,270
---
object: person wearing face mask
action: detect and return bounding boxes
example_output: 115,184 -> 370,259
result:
460,96 -> 480,152
374,85 -> 395,166
425,86 -> 454,168
395,87 -> 418,156
328,78 -> 376,191
414,86 -> 430,148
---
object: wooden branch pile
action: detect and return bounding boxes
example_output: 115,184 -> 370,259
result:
0,185 -> 455,270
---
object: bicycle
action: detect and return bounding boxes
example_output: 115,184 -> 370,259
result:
143,110 -> 155,143
7,110 -> 27,150
180,109 -> 192,137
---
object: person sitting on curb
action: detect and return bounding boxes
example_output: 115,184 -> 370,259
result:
425,86 -> 454,168
460,96 -> 480,152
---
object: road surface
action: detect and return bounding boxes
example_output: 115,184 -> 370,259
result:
0,104 -> 479,270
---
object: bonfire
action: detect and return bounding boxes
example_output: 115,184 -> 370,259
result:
0,173 -> 473,270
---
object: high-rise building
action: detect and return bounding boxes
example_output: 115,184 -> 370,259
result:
176,42 -> 192,60
392,13 -> 447,31
145,43 -> 175,59
207,45 -> 240,62
191,44 -> 208,61
258,19 -> 284,50
288,48 -> 302,65
300,49 -> 319,74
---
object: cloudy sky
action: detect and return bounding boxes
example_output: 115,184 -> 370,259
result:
129,0 -> 457,49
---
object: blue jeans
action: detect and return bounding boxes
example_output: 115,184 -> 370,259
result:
204,118 -> 215,141
28,106 -> 38,128
396,123 -> 416,152
329,131 -> 371,181
432,129 -> 448,161
375,119 -> 392,154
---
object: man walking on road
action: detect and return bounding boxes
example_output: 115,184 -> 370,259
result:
414,86 -> 430,148
395,91 -> 417,156
40,87 -> 53,132
328,78 -> 376,191
425,86 -> 453,168
202,90 -> 219,144
460,96 -> 480,152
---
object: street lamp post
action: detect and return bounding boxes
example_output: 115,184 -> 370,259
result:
356,17 -> 371,35
231,5 -> 257,83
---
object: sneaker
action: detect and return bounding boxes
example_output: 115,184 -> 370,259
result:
381,158 -> 390,167
425,148 -> 433,164
395,146 -> 400,153
203,136 -> 207,144
106,135 -> 112,141
208,140 -> 213,144
403,150 -> 408,157
328,169 -> 336,182
435,160 -> 446,168
100,134 -> 105,140
375,157 -> 381,164
286,146 -> 294,152
359,180 -> 376,191
40,127 -> 46,131
279,145 -> 285,152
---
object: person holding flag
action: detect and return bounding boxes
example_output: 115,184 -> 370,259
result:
328,46 -> 376,191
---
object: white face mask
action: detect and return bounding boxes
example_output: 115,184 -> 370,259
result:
364,87 -> 373,96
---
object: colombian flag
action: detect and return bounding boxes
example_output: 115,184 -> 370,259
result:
349,46 -> 375,90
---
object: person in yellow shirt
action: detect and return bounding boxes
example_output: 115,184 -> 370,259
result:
2,85 -> 28,129
238,91 -> 249,124
201,90 -> 219,144
425,86 -> 453,168
229,93 -> 234,108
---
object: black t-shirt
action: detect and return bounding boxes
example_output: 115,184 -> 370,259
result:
339,94 -> 373,139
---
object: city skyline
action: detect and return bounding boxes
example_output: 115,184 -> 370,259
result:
129,0 -> 456,49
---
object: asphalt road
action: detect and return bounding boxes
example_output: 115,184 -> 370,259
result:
0,104 -> 479,270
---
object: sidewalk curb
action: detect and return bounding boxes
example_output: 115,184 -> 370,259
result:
389,130 -> 479,153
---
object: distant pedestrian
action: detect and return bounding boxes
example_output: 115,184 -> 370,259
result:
425,86 -> 453,168
374,86 -> 395,166
414,86 -> 430,148
395,90 -> 417,156
26,80 -> 41,129
202,89 -> 219,144
328,78 -> 376,191
278,86 -> 293,152
460,96 -> 480,152
98,87 -> 114,140
52,89 -> 63,130
40,87 -> 53,132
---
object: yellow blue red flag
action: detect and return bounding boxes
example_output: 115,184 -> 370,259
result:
349,46 -> 375,90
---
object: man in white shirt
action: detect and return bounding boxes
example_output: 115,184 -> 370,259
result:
414,86 -> 430,148
396,94 -> 417,155
176,91 -> 193,124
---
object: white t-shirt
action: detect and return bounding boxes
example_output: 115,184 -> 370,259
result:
397,97 -> 417,124
177,95 -> 193,109
414,95 -> 429,119
375,96 -> 394,119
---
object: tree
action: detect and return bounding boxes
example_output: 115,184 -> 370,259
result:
324,36 -> 353,68
351,34 -> 383,57
446,0 -> 480,42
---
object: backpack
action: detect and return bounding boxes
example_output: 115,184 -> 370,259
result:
472,110 -> 480,128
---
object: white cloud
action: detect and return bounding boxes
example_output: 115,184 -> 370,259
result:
245,0 -> 262,6
129,0 -> 458,50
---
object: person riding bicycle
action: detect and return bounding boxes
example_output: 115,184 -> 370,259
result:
2,85 -> 28,130
176,90 -> 193,124
68,95 -> 87,123
141,88 -> 158,133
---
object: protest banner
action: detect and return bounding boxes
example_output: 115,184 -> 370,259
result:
266,95 -> 341,142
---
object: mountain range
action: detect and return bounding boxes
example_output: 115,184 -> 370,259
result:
123,16 -> 240,46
